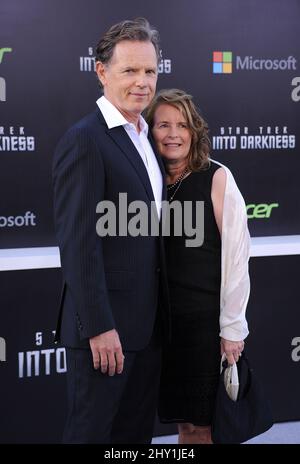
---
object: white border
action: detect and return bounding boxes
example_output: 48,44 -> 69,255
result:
250,235 -> 300,257
0,247 -> 61,271
0,235 -> 300,271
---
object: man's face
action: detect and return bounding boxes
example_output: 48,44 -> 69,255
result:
96,40 -> 158,122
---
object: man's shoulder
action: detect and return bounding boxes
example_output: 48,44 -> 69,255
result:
56,108 -> 106,148
69,107 -> 105,134
53,109 -> 106,163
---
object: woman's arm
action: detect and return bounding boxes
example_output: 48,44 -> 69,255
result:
211,166 -> 249,364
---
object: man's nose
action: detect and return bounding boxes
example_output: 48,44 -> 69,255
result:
136,73 -> 147,87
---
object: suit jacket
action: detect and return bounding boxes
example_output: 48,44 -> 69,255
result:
52,107 -> 170,350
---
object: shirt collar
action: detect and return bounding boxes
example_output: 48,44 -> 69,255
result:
96,95 -> 148,135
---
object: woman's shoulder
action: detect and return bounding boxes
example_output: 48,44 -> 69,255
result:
210,158 -> 229,175
196,158 -> 227,182
210,159 -> 235,185
210,159 -> 245,203
211,162 -> 226,203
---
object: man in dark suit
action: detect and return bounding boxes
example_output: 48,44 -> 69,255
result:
52,18 -> 169,444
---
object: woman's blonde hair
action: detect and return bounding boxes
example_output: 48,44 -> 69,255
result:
145,88 -> 210,171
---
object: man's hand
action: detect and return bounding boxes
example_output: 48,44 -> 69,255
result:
221,337 -> 244,365
89,329 -> 124,376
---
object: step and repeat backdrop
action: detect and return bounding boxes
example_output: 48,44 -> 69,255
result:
1,0 -> 300,442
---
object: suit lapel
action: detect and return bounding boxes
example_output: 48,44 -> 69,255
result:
106,125 -> 155,202
95,107 -> 166,203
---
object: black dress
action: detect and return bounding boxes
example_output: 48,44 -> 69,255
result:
159,162 -> 222,426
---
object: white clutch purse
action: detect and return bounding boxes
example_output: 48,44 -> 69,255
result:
220,353 -> 239,401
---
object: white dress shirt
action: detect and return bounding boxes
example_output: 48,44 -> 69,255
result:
96,96 -> 163,217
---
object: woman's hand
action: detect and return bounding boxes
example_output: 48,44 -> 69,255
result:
221,337 -> 244,365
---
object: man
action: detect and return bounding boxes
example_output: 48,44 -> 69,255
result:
52,18 -> 169,444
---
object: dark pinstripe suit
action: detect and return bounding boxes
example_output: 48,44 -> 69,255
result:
52,107 -> 170,443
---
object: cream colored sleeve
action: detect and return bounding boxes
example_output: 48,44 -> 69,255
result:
213,162 -> 251,341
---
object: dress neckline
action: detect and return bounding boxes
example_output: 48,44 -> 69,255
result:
167,171 -> 192,187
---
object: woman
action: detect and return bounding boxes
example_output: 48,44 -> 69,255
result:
145,89 -> 250,444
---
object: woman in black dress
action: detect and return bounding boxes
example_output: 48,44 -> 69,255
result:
145,89 -> 250,444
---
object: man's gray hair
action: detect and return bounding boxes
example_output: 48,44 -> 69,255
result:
95,17 -> 160,65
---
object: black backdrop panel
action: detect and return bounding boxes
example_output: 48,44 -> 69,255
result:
0,268 -> 66,443
1,0 -> 300,444
246,255 -> 300,422
1,256 -> 300,442
1,0 -> 299,247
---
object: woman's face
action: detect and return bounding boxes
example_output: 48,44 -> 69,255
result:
152,103 -> 192,164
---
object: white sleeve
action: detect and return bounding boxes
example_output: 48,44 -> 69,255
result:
214,163 -> 251,341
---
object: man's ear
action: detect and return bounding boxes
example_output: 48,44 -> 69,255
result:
96,61 -> 107,86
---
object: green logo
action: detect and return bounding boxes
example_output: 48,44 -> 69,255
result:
0,48 -> 12,64
247,203 -> 279,219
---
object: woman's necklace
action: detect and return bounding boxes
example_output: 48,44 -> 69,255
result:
167,166 -> 190,201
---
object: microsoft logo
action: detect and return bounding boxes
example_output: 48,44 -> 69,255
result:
213,51 -> 296,74
213,51 -> 232,74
